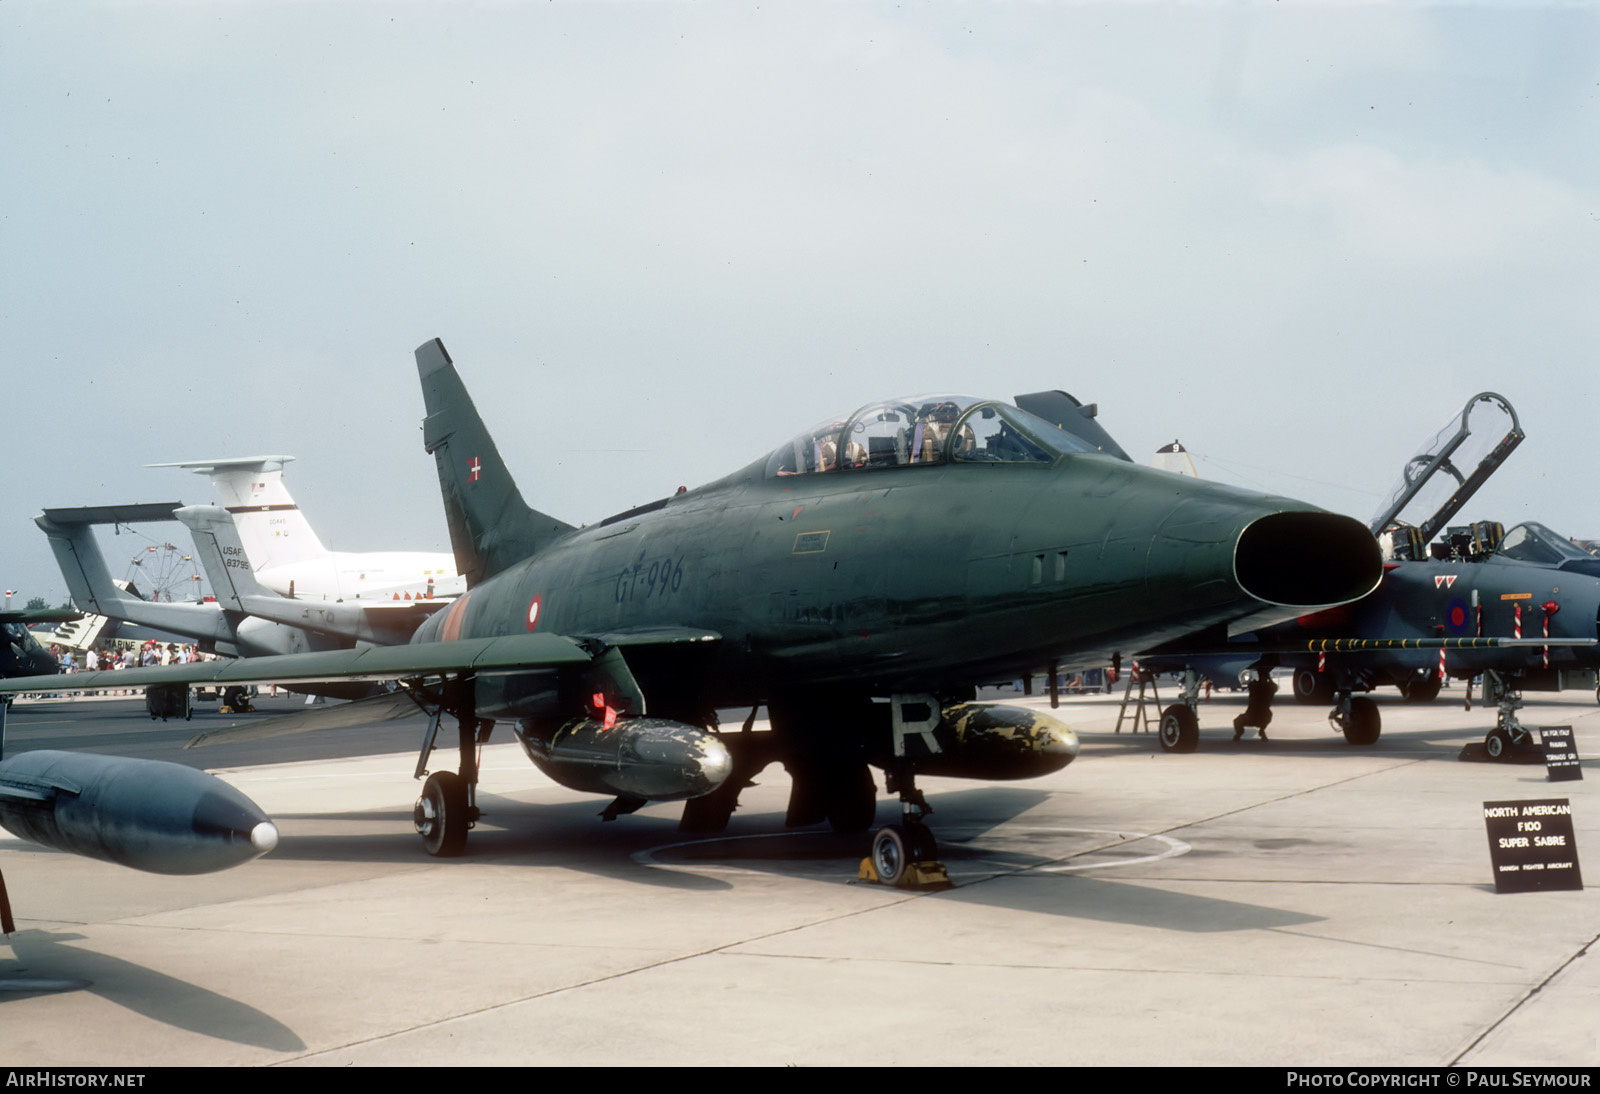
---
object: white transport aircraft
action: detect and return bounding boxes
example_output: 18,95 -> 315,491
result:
150,456 -> 464,603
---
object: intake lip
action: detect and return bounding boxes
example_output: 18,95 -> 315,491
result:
1235,512 -> 1383,608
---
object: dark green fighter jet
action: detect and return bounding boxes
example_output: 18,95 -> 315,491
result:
0,340 -> 1382,885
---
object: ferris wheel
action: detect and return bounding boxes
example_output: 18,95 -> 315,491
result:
122,538 -> 204,603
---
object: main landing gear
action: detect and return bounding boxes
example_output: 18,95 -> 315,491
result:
862,767 -> 949,891
1147,669 -> 1384,751
860,694 -> 952,890
412,678 -> 490,857
1329,691 -> 1381,746
1157,670 -> 1202,753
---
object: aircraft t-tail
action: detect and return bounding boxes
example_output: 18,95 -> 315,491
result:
0,339 -> 1382,887
148,456 -> 464,603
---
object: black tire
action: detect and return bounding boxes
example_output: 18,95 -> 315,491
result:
870,825 -> 911,887
1158,704 -> 1199,753
1400,672 -> 1442,703
414,771 -> 469,857
1342,696 -> 1381,745
1485,727 -> 1513,762
1293,669 -> 1335,705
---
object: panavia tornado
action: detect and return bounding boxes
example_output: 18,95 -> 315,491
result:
1140,391 -> 1600,759
0,340 -> 1381,886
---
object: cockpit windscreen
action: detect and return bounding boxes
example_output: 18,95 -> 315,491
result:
765,395 -> 1095,477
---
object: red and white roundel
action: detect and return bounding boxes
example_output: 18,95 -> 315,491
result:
526,594 -> 543,632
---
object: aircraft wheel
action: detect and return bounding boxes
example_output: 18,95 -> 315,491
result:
1401,672 -> 1441,703
1158,704 -> 1199,753
414,771 -> 469,857
870,825 -> 911,886
1342,697 -> 1381,745
1485,728 -> 1513,762
869,824 -> 937,887
1293,669 -> 1335,705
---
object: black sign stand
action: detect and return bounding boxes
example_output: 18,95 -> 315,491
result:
1484,799 -> 1583,893
1541,726 -> 1583,782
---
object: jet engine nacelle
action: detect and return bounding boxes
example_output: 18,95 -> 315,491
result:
891,701 -> 1080,781
513,717 -> 733,802
0,750 -> 278,874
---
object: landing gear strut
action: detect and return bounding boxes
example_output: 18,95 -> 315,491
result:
864,767 -> 948,890
1483,671 -> 1535,762
1158,669 -> 1202,753
861,695 -> 951,890
412,678 -> 490,857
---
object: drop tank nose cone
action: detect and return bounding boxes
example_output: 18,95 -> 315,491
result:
249,821 -> 279,855
524,717 -> 734,802
695,736 -> 735,797
0,750 -> 277,874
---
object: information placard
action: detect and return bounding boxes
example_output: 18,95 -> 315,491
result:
1541,726 -> 1583,782
1483,798 -> 1583,893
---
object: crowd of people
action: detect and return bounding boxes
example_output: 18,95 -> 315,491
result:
43,640 -> 215,696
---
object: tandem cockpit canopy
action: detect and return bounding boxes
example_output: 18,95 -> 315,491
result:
765,395 -> 1100,477
1495,522 -> 1600,577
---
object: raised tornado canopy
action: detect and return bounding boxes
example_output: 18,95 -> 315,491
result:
1234,512 -> 1382,607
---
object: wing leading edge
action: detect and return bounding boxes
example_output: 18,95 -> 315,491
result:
0,632 -> 594,695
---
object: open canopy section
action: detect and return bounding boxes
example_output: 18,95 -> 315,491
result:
1367,391 -> 1525,545
765,395 -> 1099,478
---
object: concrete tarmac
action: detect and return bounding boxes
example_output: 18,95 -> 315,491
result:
1,686 -> 1596,1067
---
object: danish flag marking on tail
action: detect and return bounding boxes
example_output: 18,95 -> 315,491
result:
468,457 -> 482,483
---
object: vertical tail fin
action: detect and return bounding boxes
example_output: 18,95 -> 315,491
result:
35,517 -> 125,617
174,505 -> 274,610
147,457 -> 330,570
416,339 -> 574,586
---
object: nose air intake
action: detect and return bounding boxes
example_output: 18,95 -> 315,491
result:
1235,512 -> 1382,607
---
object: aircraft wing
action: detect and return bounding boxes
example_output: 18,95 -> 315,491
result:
0,632 -> 593,695
575,626 -> 722,646
0,609 -> 83,625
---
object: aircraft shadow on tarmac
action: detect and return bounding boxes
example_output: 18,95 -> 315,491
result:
0,930 -> 305,1051
941,874 -> 1324,932
255,786 -> 1074,896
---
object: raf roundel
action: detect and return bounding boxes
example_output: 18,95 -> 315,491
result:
526,594 -> 542,632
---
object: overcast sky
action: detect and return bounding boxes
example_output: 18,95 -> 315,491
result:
3,1 -> 1597,607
